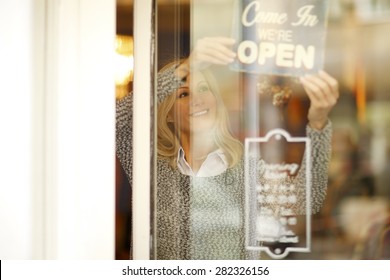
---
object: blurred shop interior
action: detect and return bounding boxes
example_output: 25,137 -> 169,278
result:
115,0 -> 390,259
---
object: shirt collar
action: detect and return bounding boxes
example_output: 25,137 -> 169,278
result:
177,147 -> 227,163
176,147 -> 228,177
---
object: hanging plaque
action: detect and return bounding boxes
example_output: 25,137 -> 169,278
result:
245,129 -> 311,259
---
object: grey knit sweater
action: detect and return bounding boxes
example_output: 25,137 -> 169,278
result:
116,94 -> 332,260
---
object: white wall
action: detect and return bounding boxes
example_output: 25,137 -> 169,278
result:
0,0 -> 36,259
0,0 -> 116,259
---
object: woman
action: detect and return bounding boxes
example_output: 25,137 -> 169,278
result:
157,62 -> 242,176
116,37 -> 339,259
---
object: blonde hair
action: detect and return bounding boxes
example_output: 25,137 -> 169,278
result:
157,63 -> 243,169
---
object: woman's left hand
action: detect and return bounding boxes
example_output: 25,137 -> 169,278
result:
300,70 -> 339,130
175,37 -> 236,79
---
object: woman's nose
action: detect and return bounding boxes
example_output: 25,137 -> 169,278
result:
190,92 -> 204,106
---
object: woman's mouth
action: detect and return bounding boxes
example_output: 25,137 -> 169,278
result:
190,109 -> 209,117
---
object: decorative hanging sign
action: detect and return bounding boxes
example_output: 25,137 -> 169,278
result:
231,0 -> 329,76
244,129 -> 311,259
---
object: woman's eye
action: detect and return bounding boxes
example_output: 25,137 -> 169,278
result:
178,91 -> 189,99
198,85 -> 209,93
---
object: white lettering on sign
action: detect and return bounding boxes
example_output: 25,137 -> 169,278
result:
242,1 -> 288,27
237,41 -> 315,69
276,43 -> 294,67
258,28 -> 293,42
279,236 -> 299,243
291,5 -> 319,26
235,1 -> 327,75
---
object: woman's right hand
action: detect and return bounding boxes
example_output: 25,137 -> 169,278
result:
300,70 -> 339,130
175,37 -> 236,79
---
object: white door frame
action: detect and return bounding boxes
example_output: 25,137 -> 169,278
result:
132,0 -> 154,260
42,0 -> 116,259
42,0 -> 154,259
0,0 -> 157,260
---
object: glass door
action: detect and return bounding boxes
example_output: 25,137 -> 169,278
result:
124,0 -> 390,260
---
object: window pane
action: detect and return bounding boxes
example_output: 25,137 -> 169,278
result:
143,0 -> 390,259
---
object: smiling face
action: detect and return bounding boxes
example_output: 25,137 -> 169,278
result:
168,71 -> 218,137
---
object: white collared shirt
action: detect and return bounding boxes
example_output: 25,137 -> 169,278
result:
177,147 -> 228,177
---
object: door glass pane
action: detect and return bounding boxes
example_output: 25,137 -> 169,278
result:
147,0 -> 390,260
116,0 -> 134,260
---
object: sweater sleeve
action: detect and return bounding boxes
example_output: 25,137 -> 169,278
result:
288,121 -> 332,214
302,120 -> 332,214
116,94 -> 133,182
